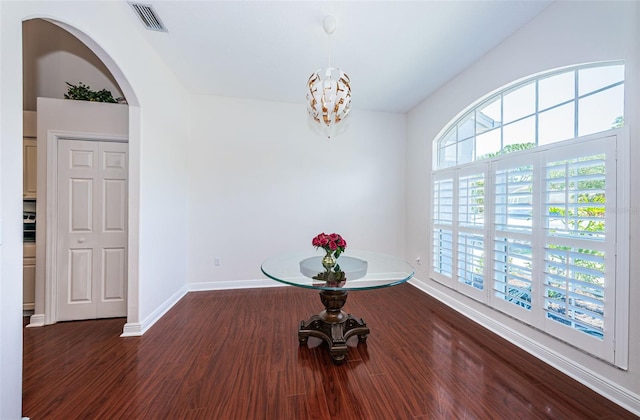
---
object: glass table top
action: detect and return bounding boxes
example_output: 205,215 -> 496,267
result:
261,250 -> 415,291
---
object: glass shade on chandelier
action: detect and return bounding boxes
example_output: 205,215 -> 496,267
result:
306,67 -> 352,137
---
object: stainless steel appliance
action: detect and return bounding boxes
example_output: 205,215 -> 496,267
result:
23,211 -> 36,242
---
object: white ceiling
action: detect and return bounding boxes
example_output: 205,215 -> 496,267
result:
132,1 -> 553,113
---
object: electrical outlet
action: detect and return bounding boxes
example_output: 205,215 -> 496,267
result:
214,257 -> 221,266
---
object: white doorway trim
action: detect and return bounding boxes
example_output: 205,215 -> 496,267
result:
44,129 -> 128,325
38,19 -> 143,336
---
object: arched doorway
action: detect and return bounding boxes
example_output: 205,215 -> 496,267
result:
22,17 -> 141,331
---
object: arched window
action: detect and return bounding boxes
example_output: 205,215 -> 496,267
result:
431,62 -> 628,367
434,63 -> 624,168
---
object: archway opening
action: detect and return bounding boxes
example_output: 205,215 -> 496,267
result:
22,17 -> 140,331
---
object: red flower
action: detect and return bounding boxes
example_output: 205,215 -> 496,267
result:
312,232 -> 347,258
312,233 -> 328,247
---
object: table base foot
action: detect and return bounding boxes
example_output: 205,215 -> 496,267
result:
298,312 -> 369,365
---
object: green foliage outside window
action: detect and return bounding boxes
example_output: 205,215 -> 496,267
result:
547,155 -> 605,234
478,142 -> 536,160
612,115 -> 624,128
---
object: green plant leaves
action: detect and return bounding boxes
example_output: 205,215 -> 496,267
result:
64,82 -> 118,103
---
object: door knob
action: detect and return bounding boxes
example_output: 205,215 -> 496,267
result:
78,237 -> 86,243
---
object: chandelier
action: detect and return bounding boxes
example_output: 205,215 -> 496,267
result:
306,15 -> 351,139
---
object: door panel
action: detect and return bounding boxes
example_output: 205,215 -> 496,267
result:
57,139 -> 127,321
69,249 -> 92,302
70,178 -> 93,231
71,149 -> 94,168
97,142 -> 128,318
102,248 -> 126,300
103,179 -> 126,231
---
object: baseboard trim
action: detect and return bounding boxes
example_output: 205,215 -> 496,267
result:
408,277 -> 640,416
27,313 -> 45,328
120,285 -> 189,337
120,281 -> 282,337
188,278 -> 285,292
120,322 -> 142,337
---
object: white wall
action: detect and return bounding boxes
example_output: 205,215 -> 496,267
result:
1,2 -> 190,418
23,19 -> 123,111
0,3 -> 26,418
406,1 -> 640,413
187,95 -> 406,287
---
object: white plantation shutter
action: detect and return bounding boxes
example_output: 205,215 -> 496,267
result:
494,163 -> 534,234
432,173 -> 455,284
491,155 -> 535,323
492,237 -> 534,313
458,171 -> 486,229
456,166 -> 487,300
430,132 -> 625,364
541,138 -> 616,360
457,232 -> 485,290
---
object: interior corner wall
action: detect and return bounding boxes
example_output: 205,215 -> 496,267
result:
406,0 -> 640,413
186,94 -> 407,288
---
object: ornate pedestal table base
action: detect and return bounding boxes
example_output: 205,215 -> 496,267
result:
298,289 -> 369,365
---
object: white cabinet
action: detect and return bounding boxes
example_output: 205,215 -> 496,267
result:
23,137 -> 37,199
23,243 -> 36,311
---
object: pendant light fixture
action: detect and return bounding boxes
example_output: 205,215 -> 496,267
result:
306,15 -> 351,139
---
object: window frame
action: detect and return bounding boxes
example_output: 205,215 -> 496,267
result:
433,61 -> 625,169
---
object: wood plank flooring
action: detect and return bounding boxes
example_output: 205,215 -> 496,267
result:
23,283 -> 637,419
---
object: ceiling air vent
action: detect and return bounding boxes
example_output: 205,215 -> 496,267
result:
130,3 -> 167,32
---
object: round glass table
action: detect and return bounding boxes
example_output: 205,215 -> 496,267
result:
261,250 -> 414,364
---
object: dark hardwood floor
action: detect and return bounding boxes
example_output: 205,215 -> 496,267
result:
23,283 -> 637,419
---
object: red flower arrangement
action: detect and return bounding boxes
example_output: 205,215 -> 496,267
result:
312,232 -> 347,258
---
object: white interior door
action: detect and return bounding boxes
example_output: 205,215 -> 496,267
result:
57,139 -> 128,321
